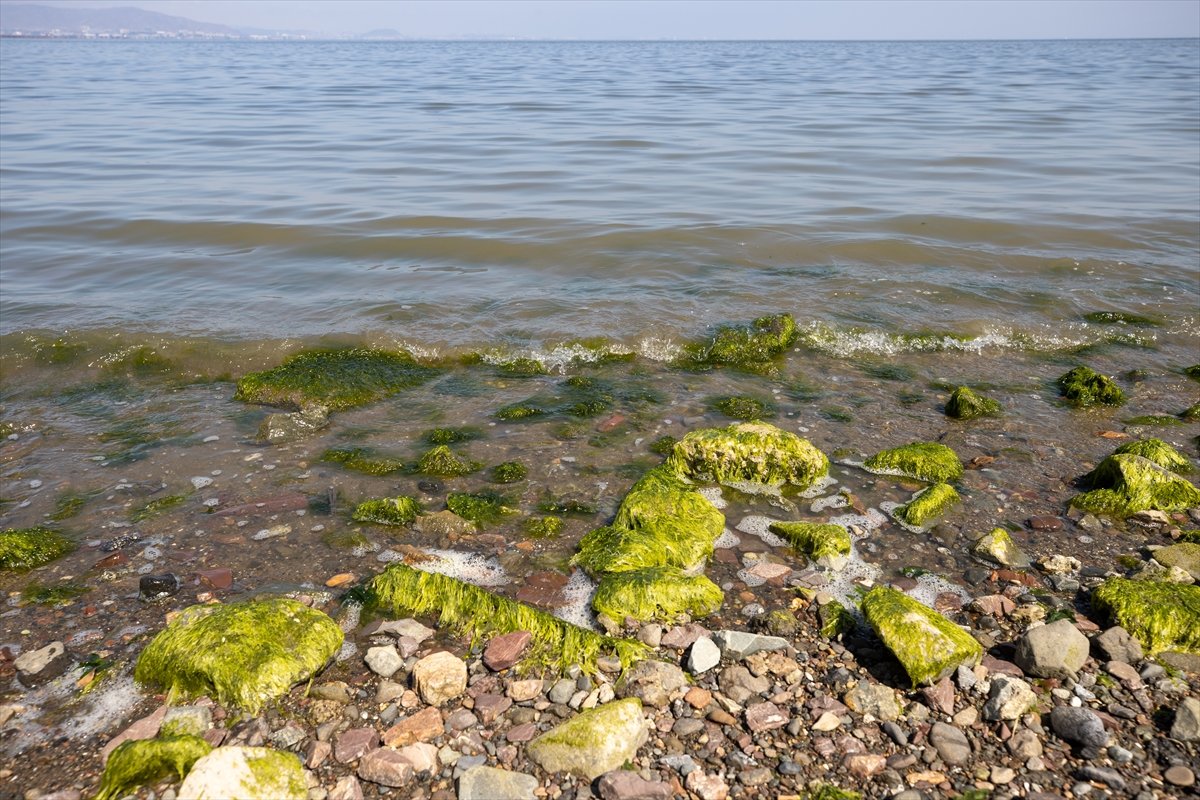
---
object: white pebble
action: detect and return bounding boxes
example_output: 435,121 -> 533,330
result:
202,435 -> 220,443
190,476 -> 213,490
28,480 -> 42,489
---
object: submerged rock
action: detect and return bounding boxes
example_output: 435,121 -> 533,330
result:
667,421 -> 829,491
0,526 -> 73,571
1090,578 -> 1200,654
134,598 -> 343,714
1072,454 -> 1200,516
526,697 -> 649,779
861,586 -> 982,686
256,405 -> 329,444
95,735 -> 211,800
972,528 -> 1031,569
1057,365 -> 1125,407
945,386 -> 1001,420
864,442 -> 963,483
415,445 -> 482,477
894,483 -> 960,528
351,496 -> 422,527
178,746 -> 307,800
592,567 -> 723,623
234,347 -> 438,412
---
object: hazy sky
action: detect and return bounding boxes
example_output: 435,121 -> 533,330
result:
21,0 -> 1200,39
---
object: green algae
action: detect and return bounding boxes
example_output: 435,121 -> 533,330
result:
707,395 -> 774,420
422,426 -> 484,445
0,526 -> 73,571
685,313 -> 798,372
1109,438 -> 1193,473
415,445 -> 482,477
94,735 -> 212,800
972,527 -> 1031,569
320,446 -> 404,476
536,496 -> 598,516
861,585 -> 982,686
768,521 -> 851,561
1057,366 -> 1125,407
446,491 -> 516,527
1181,530 -> 1200,544
351,496 -> 422,527
1181,403 -> 1200,422
363,562 -> 647,673
592,566 -> 723,623
945,386 -> 1001,420
649,435 -> 678,456
523,516 -> 564,538
894,483 -> 960,528
49,491 -> 90,521
1091,578 -> 1200,654
1186,365 -> 1200,382
491,461 -> 528,483
818,600 -> 855,639
233,347 -> 437,411
494,357 -> 549,376
864,442 -> 963,483
1072,454 -> 1200,517
130,493 -> 188,523
134,598 -> 343,714
613,466 -> 725,542
1083,311 -> 1162,327
667,421 -> 829,491
496,402 -> 548,421
526,697 -> 648,779
859,362 -> 916,382
799,784 -> 861,800
573,523 -> 716,576
1124,415 -> 1184,427
23,580 -> 89,606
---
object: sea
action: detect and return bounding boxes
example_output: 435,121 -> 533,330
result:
0,40 -> 1197,716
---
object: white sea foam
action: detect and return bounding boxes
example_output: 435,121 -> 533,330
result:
906,573 -> 972,609
697,486 -> 727,509
714,528 -> 741,549
811,494 -> 848,513
5,670 -> 143,757
797,475 -> 838,499
794,321 -> 1111,358
478,342 -> 636,373
827,507 -> 888,534
734,515 -> 787,547
637,336 -> 684,362
552,569 -> 599,631
414,549 -> 509,586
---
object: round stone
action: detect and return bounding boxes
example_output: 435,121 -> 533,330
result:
1165,765 -> 1196,787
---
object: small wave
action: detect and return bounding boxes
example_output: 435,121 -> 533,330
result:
476,341 -> 636,373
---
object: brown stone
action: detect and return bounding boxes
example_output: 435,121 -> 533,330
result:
982,655 -> 1025,677
921,676 -> 955,715
973,594 -> 1016,617
685,687 -> 712,709
306,740 -> 332,769
195,568 -> 232,590
328,776 -> 364,800
473,693 -> 513,725
707,709 -> 737,726
411,651 -> 467,705
356,748 -> 414,788
382,706 -> 443,747
1027,516 -> 1064,532
844,753 -> 887,778
597,770 -> 673,800
660,623 -> 710,650
505,722 -> 538,742
744,702 -> 788,733
334,726 -> 379,763
514,571 -> 570,609
102,705 -> 167,762
507,678 -> 543,702
483,630 -> 532,672
1165,765 -> 1196,787
93,552 -> 128,570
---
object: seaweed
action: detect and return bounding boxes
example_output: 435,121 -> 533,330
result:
768,521 -> 851,561
1090,578 -> 1200,654
22,580 -> 89,606
684,313 -> 798,373
49,491 -> 90,521
1057,366 -> 1125,408
422,426 -> 484,445
491,461 -> 529,483
446,491 -> 516,527
415,445 -> 482,477
523,516 -> 564,538
649,436 -> 678,456
130,493 -> 188,523
1108,438 -> 1192,474
573,523 -> 716,576
864,442 -> 962,483
362,562 -> 647,673
536,496 -> 598,516
1083,311 -> 1161,327
591,566 -> 724,623
320,447 -> 404,476
945,386 -> 1001,420
351,496 -> 422,527
667,422 -> 829,490
1072,454 -> 1200,516
496,403 -> 548,421
233,348 -> 438,411
1124,415 -> 1183,427
894,483 -> 960,528
861,585 -> 982,686
0,526 -> 74,571
708,395 -> 774,420
94,735 -> 212,800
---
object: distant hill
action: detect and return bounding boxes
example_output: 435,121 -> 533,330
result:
0,3 -> 243,35
359,28 -> 408,40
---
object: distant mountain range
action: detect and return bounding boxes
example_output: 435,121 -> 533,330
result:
0,3 -> 324,38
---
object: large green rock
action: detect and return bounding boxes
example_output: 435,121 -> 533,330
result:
864,442 -> 963,483
591,567 -> 723,623
134,598 -> 343,714
613,466 -> 725,541
95,736 -> 211,800
768,521 -> 851,561
683,313 -> 798,372
177,747 -> 306,800
1110,438 -> 1193,474
862,586 -> 982,686
234,347 -> 437,411
894,483 -> 960,528
945,386 -> 1001,420
573,524 -> 715,576
667,421 -> 829,491
1091,578 -> 1200,654
526,698 -> 649,779
0,526 -> 73,571
1057,366 -> 1125,407
1072,454 -> 1200,517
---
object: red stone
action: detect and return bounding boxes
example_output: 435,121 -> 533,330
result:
196,568 -> 232,589
1027,516 -> 1064,531
596,771 -> 672,800
334,726 -> 379,763
483,631 -> 532,671
505,722 -> 538,742
982,655 -> 1025,677
744,702 -> 788,733
514,571 -> 570,609
102,705 -> 166,762
921,676 -> 955,715
93,552 -> 128,570
356,748 -> 413,788
473,693 -> 513,725
382,706 -> 443,747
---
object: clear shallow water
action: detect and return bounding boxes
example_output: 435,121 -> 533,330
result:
1,38 -> 1197,354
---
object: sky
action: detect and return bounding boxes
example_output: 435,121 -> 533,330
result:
18,0 -> 1200,39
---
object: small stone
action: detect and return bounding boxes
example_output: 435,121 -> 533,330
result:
1008,729 -> 1042,759
365,646 -> 404,678
1028,515 -> 1063,531
990,766 -> 1016,784
928,721 -> 971,765
195,568 -> 233,590
483,631 -> 532,671
844,681 -> 902,722
952,707 -> 977,727
509,678 -> 545,702
334,727 -> 379,764
382,706 -> 443,747
14,641 -> 67,688
710,630 -> 788,659
306,740 -> 332,769
178,747 -> 306,799
506,722 -> 538,742
844,753 -> 887,778
101,705 -> 168,762
982,675 -> 1038,721
1037,554 -> 1081,574
444,708 -> 478,733
1076,765 -> 1125,790
1051,705 -> 1108,748
357,748 -> 414,788
139,573 -> 181,600
659,623 -> 709,650
1016,619 -> 1090,679
920,676 -> 955,716
456,765 -> 539,800
392,742 -> 439,774
411,651 -> 467,706
1165,765 -> 1196,787
473,693 -> 512,725
812,711 -> 841,732
684,687 -> 712,709
686,637 -> 721,674
617,659 -> 687,709
325,572 -> 355,588
685,771 -> 729,800
1170,697 -> 1200,742
161,706 -> 212,738
596,771 -> 673,800
1093,625 -> 1143,664
328,776 -> 364,800
744,702 -> 788,732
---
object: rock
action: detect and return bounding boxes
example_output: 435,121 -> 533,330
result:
1076,765 -> 1125,790
334,727 -> 379,763
982,675 -> 1038,721
744,702 -> 788,732
356,748 -> 414,788
844,681 -> 902,722
1038,554 -> 1081,575
1050,706 -> 1108,748
364,646 -> 404,678
306,740 -> 332,769
483,631 -> 532,671
812,712 -> 841,732
1158,651 -> 1200,674
669,421 -> 828,490
921,676 -> 954,715
973,528 -> 1032,569
1170,697 -> 1200,742
711,630 -> 788,659
1028,515 -> 1064,531
473,693 -> 513,725
196,568 -> 233,590
1165,765 -> 1196,787
686,637 -> 721,674
1093,626 -> 1143,664
1016,619 -> 1090,678
14,641 -> 67,688
392,742 -> 439,774
685,771 -> 729,800
718,664 -> 770,704
456,765 -> 539,800
178,746 -> 306,800
161,706 -> 212,738
139,573 -> 181,601
861,586 -> 982,686
1090,578 -> 1200,654
328,776 -> 364,800
411,651 -> 467,706
1007,729 -> 1043,759
101,705 -> 167,762
617,660 -> 687,709
362,618 -> 435,643
382,706 -> 443,747
845,753 -> 887,778
863,441 -> 962,483
256,405 -> 329,444
1153,542 -> 1200,580
526,697 -> 649,779
133,598 -> 343,715
928,722 -> 971,765
660,623 -> 709,650
546,678 -> 575,704
596,771 -> 673,800
1072,453 -> 1200,516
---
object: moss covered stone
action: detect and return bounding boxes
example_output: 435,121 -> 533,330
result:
363,562 -> 647,673
649,435 -> 678,456
95,735 -> 212,800
894,483 -> 960,528
131,493 -> 188,523
972,528 -> 1031,569
708,395 -> 773,420
1091,578 -> 1200,654
1186,365 -> 1200,382
523,516 -> 564,538
667,422 -> 829,491
491,461 -> 528,483
862,585 -> 982,686
1083,311 -> 1161,327
591,567 -> 723,623
1151,543 -> 1200,580
134,598 -> 342,714
613,467 -> 725,545
945,386 -> 1001,420
320,447 -> 404,476
352,496 -> 421,527
690,313 -> 798,372
177,746 -> 306,800
495,403 -> 548,421
1057,366 -> 1125,408
818,600 -> 855,639
800,785 -> 862,800
1110,438 -> 1192,474
768,521 -> 851,561
1181,402 -> 1200,422
574,523 -> 716,576
864,442 -> 963,483
446,491 -> 516,527
234,347 -> 437,411
525,697 -> 649,779
415,445 -> 482,477
0,526 -> 73,571
422,426 -> 483,445
1072,454 -> 1200,517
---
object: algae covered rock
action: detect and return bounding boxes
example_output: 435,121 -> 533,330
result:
1057,366 -> 1125,407
973,528 -> 1031,569
1072,454 -> 1200,517
1110,438 -> 1193,474
768,521 -> 851,561
415,445 -> 482,477
709,394 -> 773,420
352,496 -> 421,527
685,313 -> 798,372
134,598 -> 343,714
234,347 -> 437,411
1152,543 -> 1200,580
668,421 -> 829,491
861,586 -> 982,686
592,567 -> 723,623
893,483 -> 960,528
446,491 -> 516,527
1091,578 -> 1200,654
0,526 -> 73,571
613,466 -> 725,538
363,562 -> 647,673
177,746 -> 306,800
945,386 -> 1001,420
574,524 -> 715,576
525,697 -> 649,779
864,442 -> 963,483
95,735 -> 211,800
321,446 -> 404,476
